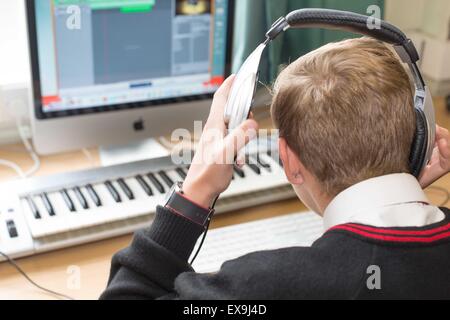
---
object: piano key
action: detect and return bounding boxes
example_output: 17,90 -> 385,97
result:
47,191 -> 77,231
158,170 -> 174,188
246,163 -> 261,175
117,178 -> 135,200
175,167 -> 187,180
233,165 -> 245,178
93,183 -> 117,207
65,189 -> 80,212
135,175 -> 153,196
112,180 -> 132,202
60,189 -> 76,212
73,186 -> 89,209
165,169 -> 183,184
78,186 -> 98,209
104,180 -> 122,203
40,192 -> 55,216
86,184 -> 102,207
26,196 -> 41,219
33,195 -> 49,218
147,173 -> 165,194
255,155 -> 271,170
122,177 -> 147,199
260,153 -> 282,171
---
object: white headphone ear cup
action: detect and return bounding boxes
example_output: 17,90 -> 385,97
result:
226,73 -> 257,130
224,43 -> 267,130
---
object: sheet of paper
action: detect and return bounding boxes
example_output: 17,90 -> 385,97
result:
99,138 -> 170,167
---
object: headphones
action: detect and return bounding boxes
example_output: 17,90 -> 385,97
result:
224,8 -> 436,178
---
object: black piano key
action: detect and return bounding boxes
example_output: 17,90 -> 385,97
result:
60,189 -> 76,212
135,175 -> 153,196
233,165 -> 245,178
256,155 -> 271,170
175,167 -> 187,180
247,163 -> 261,175
244,155 -> 261,175
117,178 -> 135,200
278,157 -> 283,168
86,184 -> 102,207
40,193 -> 55,216
105,180 -> 122,203
147,173 -> 165,194
73,186 -> 89,209
26,197 -> 41,219
158,170 -> 174,188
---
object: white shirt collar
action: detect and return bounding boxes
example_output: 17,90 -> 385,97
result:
323,173 -> 445,230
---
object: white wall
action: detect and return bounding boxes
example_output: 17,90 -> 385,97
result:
385,0 -> 450,96
0,0 -> 29,86
385,0 -> 450,40
385,0 -> 426,31
0,1 -> 30,143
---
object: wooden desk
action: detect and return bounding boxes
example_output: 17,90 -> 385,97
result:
0,100 -> 449,300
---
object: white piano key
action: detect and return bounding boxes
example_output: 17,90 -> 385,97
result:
66,189 -> 82,212
110,180 -> 131,202
262,154 -> 283,171
164,170 -> 181,184
141,174 -> 165,195
79,186 -> 97,209
94,183 -> 119,206
33,195 -> 51,218
124,177 -> 149,200
84,184 -> 103,207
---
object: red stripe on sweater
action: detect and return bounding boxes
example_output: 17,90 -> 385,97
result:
330,225 -> 450,243
343,222 -> 450,236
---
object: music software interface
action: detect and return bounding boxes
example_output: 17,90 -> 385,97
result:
35,0 -> 229,113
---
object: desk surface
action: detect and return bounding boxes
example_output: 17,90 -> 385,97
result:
0,101 -> 449,300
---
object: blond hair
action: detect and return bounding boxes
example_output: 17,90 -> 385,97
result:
271,37 -> 415,197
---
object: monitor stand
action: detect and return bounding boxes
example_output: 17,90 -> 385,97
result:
99,138 -> 170,167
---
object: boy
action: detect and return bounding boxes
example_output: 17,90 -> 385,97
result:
101,38 -> 450,299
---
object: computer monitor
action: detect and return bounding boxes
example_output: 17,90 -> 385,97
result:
25,0 -> 234,154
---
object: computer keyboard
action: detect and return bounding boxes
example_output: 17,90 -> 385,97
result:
0,151 -> 297,261
192,211 -> 324,273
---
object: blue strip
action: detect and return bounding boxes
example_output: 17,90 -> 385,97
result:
130,82 -> 153,89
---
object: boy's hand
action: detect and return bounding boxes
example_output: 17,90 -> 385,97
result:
182,75 -> 259,208
419,125 -> 450,188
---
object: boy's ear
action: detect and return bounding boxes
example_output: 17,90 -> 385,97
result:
279,137 -> 305,185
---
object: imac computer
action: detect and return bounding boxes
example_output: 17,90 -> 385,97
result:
25,0 -> 234,154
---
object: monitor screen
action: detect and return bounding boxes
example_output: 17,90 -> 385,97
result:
27,0 -> 233,119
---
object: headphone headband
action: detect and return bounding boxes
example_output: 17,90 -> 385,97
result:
267,9 -> 419,64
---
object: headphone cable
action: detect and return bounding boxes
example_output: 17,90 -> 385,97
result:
0,250 -> 75,300
189,194 -> 219,265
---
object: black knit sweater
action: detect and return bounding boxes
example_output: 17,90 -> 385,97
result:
100,206 -> 450,299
